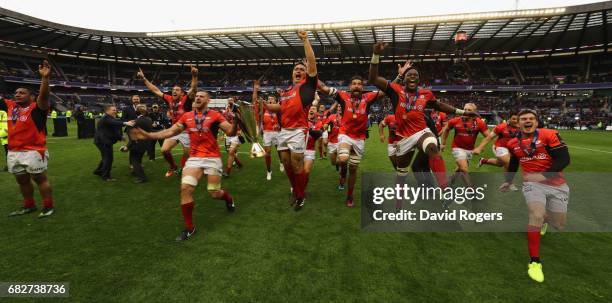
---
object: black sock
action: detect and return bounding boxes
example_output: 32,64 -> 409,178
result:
530,257 -> 540,263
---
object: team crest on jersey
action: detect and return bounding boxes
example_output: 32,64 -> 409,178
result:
417,105 -> 423,111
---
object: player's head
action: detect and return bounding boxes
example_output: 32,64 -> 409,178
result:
171,85 -> 184,100
318,104 -> 325,113
349,76 -> 365,95
13,87 -> 32,104
193,90 -> 210,110
131,95 -> 141,105
136,104 -> 147,115
463,103 -> 477,112
404,68 -> 420,91
518,109 -> 538,134
151,104 -> 159,112
227,97 -> 236,107
308,106 -> 317,120
508,113 -> 518,127
267,95 -> 277,104
292,62 -> 307,84
104,105 -> 117,117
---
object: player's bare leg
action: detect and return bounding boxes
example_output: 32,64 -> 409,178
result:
394,151 -> 414,209
224,145 -> 238,177
418,133 -> 448,188
450,159 -> 473,187
177,167 -> 203,241
180,145 -> 190,170
346,154 -> 359,208
161,139 -> 179,177
303,157 -> 314,196
264,145 -> 273,180
388,154 -> 398,170
206,174 -> 235,212
336,142 -> 351,190
32,172 -> 54,217
8,173 -> 37,216
280,150 -> 297,203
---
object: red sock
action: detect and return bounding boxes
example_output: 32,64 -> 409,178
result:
43,198 -> 54,209
181,202 -> 195,230
294,172 -> 305,199
265,155 -> 272,172
220,189 -> 233,203
286,165 -> 297,190
235,157 -> 242,166
527,225 -> 541,260
428,155 -> 448,188
163,152 -> 177,170
304,173 -> 310,191
180,155 -> 188,168
23,198 -> 35,209
347,184 -> 354,198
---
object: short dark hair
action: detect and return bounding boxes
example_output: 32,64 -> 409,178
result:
350,76 -> 364,83
103,104 -> 116,111
16,87 -> 31,94
518,109 -> 538,118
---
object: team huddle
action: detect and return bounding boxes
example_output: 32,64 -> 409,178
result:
1,32 -> 571,283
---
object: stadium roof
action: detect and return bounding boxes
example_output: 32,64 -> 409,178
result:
0,1 -> 611,65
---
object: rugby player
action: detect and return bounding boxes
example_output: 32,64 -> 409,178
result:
368,42 -> 479,195
379,113 -> 399,170
316,104 -> 329,159
2,60 -> 56,218
137,65 -> 198,177
259,31 -> 318,210
253,80 -> 281,180
222,97 -> 243,177
440,103 -> 489,187
324,105 -> 343,187
132,90 -> 238,241
501,109 -> 570,283
304,105 -> 324,192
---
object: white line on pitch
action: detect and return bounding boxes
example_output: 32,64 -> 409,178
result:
568,145 -> 612,154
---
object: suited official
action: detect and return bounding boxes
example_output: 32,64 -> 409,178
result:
94,105 -> 134,181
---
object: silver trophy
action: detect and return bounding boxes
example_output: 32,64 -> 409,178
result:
235,100 -> 265,158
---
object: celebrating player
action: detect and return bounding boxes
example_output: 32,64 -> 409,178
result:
260,31 -> 318,210
303,105 -> 324,192
379,113 -> 399,170
473,113 -> 520,190
222,97 -> 243,177
253,81 -> 281,180
430,109 -> 447,135
137,65 -> 198,177
2,60 -> 56,218
318,76 -> 382,207
324,104 -> 343,186
501,109 -> 570,283
440,103 -> 489,187
316,104 -> 329,159
368,42 -> 479,196
132,90 -> 238,241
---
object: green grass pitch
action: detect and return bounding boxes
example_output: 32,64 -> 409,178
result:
1,121 -> 611,302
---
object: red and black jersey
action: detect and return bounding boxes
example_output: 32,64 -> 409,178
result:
506,128 -> 566,186
447,117 -> 488,150
493,122 -> 518,148
383,114 -> 398,144
383,82 -> 437,138
325,113 -> 341,144
262,110 -> 280,132
0,98 -> 48,152
177,110 -> 225,158
430,110 -> 447,134
306,119 -> 324,150
335,90 -> 378,140
162,93 -> 192,124
278,75 -> 318,129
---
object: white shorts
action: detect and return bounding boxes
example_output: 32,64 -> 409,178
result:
184,157 -> 223,176
452,147 -> 473,161
304,150 -> 316,161
277,128 -> 306,153
327,142 -> 338,154
493,146 -> 510,157
322,131 -> 328,139
387,143 -> 398,157
263,131 -> 279,147
338,134 -> 365,159
225,136 -> 241,149
396,128 -> 434,156
169,132 -> 190,148
522,182 -> 569,213
7,150 -> 49,175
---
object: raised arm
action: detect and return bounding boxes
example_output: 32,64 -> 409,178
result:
136,68 -> 164,98
37,60 -> 51,111
393,60 -> 413,84
432,101 -> 479,118
368,42 -> 390,90
187,65 -> 198,99
317,80 -> 338,97
298,31 -> 317,77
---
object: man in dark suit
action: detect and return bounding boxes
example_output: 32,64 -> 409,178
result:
123,95 -> 140,122
146,103 -> 166,160
94,105 -> 134,181
127,104 -> 152,183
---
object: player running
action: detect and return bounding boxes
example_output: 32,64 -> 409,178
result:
137,66 -> 198,177
253,81 -> 281,180
379,113 -> 399,170
501,109 -> 570,283
440,103 -> 489,187
368,42 -> 479,195
318,76 -> 382,207
132,90 -> 239,241
473,113 -> 520,190
324,105 -> 344,187
430,109 -> 447,135
303,105 -> 324,194
222,97 -> 243,177
2,60 -> 56,218
259,31 -> 318,210
316,104 -> 329,159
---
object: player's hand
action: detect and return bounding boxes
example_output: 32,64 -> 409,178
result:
253,80 -> 260,91
523,173 -> 546,182
472,147 -> 482,155
397,60 -> 413,76
190,65 -> 198,77
298,30 -> 309,41
373,42 -> 388,55
499,182 -> 511,192
39,60 -> 51,78
125,120 -> 136,127
136,68 -> 145,80
463,110 -> 480,118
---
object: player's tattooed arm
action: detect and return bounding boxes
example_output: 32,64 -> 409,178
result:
368,42 -> 389,91
317,80 -> 338,97
298,31 -> 317,77
432,100 -> 480,118
136,67 -> 164,98
37,60 -> 51,111
187,65 -> 198,99
219,117 -> 238,137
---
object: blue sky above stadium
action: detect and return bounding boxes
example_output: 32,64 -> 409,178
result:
0,0 -> 599,32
